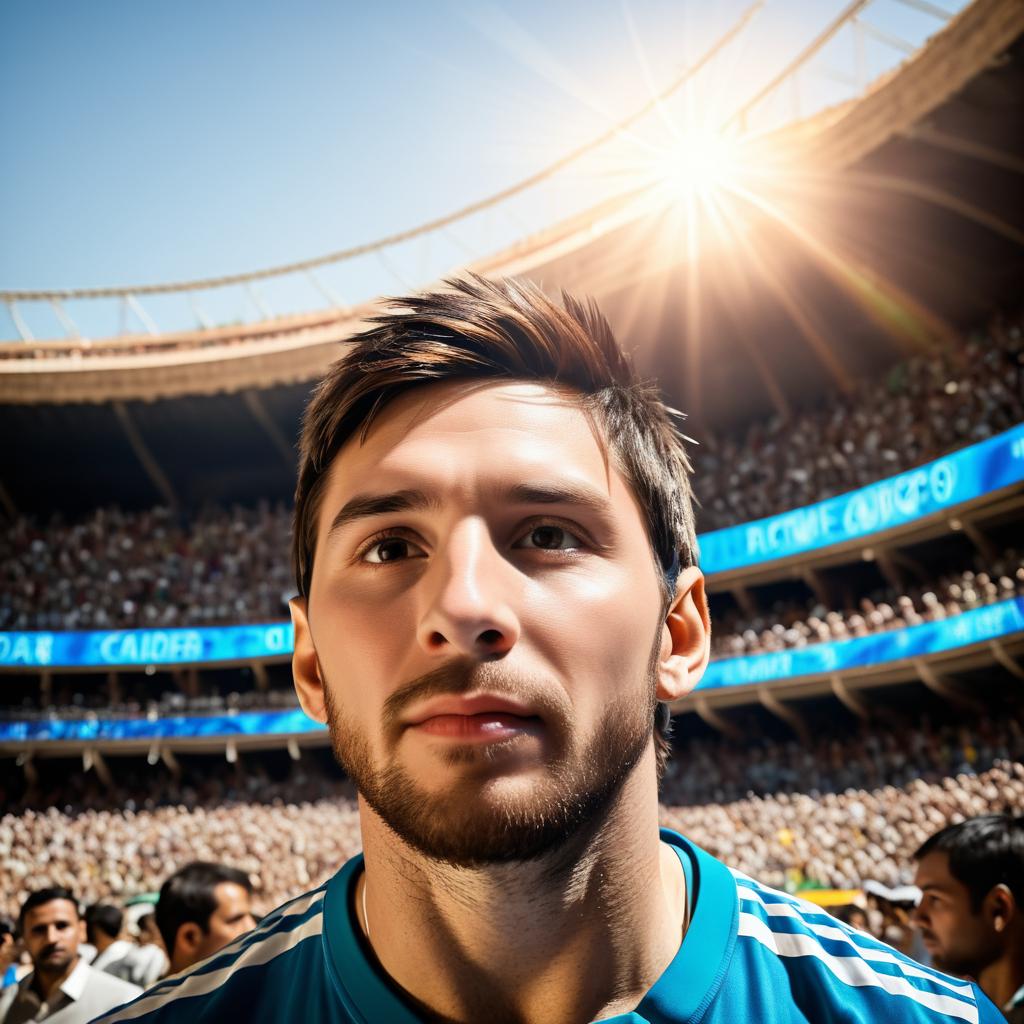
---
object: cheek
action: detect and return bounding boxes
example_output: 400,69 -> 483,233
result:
523,566 -> 660,699
317,591 -> 418,699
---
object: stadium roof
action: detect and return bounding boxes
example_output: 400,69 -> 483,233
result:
2,0 -> 1022,516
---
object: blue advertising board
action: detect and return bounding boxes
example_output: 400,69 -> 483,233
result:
699,422 -> 1024,576
0,622 -> 294,670
0,707 -> 326,743
699,596 -> 1024,691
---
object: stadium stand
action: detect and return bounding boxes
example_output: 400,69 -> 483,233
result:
711,549 -> 1024,657
0,502 -> 294,632
695,314 -> 1023,530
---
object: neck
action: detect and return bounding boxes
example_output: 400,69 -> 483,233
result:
93,933 -> 117,956
33,956 -> 78,1003
357,754 -> 684,1024
977,941 -> 1024,1010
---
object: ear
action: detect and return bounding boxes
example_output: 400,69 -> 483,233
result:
290,596 -> 327,724
656,566 -> 711,703
985,883 -> 1016,934
174,922 -> 203,961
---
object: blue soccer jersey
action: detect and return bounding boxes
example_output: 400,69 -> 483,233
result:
94,829 -> 1002,1023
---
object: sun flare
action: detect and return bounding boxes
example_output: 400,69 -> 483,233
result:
651,129 -> 745,202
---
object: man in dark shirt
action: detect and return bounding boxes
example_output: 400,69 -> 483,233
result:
913,815 -> 1024,1022
154,863 -> 256,976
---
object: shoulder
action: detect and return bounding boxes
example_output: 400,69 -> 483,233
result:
722,869 -> 1001,1023
83,964 -> 143,1000
91,885 -> 330,1023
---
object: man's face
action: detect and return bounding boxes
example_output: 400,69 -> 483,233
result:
22,899 -> 81,975
194,883 -> 255,962
294,380 -> 706,866
912,852 -> 999,977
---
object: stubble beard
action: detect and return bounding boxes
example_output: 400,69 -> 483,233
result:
321,645 -> 659,868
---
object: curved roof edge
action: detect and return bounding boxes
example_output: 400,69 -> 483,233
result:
4,0 -> 1022,404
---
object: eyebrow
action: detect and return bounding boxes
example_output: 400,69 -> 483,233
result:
326,489 -> 438,539
505,482 -> 615,520
325,481 -> 616,541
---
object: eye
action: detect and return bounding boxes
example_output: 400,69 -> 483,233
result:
362,535 -> 427,564
514,524 -> 584,551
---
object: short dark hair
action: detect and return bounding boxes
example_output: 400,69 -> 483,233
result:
0,916 -> 15,940
18,887 -> 79,929
155,862 -> 252,957
914,814 -> 1024,912
293,275 -> 699,775
85,903 -> 123,944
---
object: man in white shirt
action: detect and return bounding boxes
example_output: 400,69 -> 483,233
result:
0,888 -> 139,1024
85,906 -> 134,975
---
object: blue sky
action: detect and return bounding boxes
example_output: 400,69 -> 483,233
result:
0,0 -> 963,339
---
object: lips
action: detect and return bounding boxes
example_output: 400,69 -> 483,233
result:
406,693 -> 538,725
406,693 -> 541,743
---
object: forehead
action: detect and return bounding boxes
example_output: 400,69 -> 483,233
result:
324,380 -> 616,502
915,851 -> 962,891
24,899 -> 78,926
214,882 -> 250,909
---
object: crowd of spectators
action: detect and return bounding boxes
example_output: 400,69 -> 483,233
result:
712,550 -> 1024,657
2,687 -> 299,722
0,503 -> 295,632
2,705 -> 1019,922
694,315 -> 1023,530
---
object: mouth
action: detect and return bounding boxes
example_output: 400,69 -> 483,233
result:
406,693 -> 542,743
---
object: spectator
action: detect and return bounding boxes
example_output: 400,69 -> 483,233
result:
84,905 -> 134,976
912,816 -> 1024,1022
155,863 -> 256,975
103,911 -> 168,992
0,919 -> 16,990
832,905 -> 870,933
0,888 -> 139,1023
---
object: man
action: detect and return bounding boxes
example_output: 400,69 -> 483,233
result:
99,907 -> 168,992
0,889 -> 139,1023
134,915 -> 161,953
85,905 -> 134,974
0,918 -> 19,990
154,863 -> 256,976
97,277 -> 1002,1022
912,815 -> 1024,1022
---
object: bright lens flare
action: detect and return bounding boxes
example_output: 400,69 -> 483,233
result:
652,130 -> 744,201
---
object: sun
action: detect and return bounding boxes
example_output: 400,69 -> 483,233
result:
651,128 -> 745,202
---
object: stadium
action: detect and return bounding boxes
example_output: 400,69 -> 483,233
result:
2,0 -> 1023,1019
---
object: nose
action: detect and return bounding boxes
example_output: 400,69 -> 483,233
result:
417,519 -> 520,660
